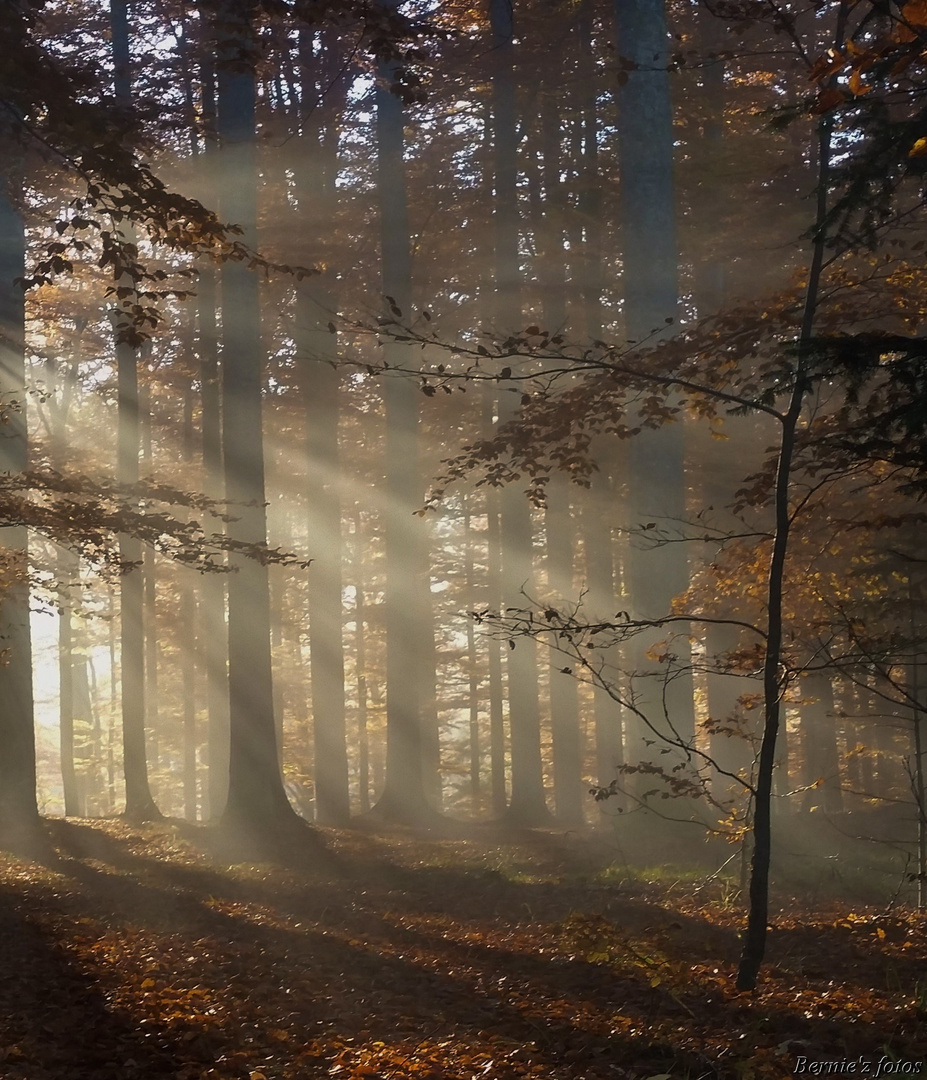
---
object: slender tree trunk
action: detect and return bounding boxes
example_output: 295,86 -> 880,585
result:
353,503 -> 371,815
800,674 -> 843,814
583,449 -> 625,802
140,373 -> 159,773
490,0 -> 550,825
297,29 -> 350,825
302,322 -> 350,823
49,331 -> 83,817
534,30 -> 582,825
198,259 -> 229,821
196,62 -> 229,823
546,475 -> 584,824
615,0 -> 694,789
110,0 -> 159,823
370,0 -> 439,825
705,621 -> 758,801
421,594 -> 442,811
483,391 -> 507,817
180,386 -> 198,821
117,332 -> 158,820
216,0 -> 300,834
689,9 -> 762,814
575,0 -> 602,342
464,497 -> 482,813
57,548 -> 85,816
736,107 -> 835,993
0,120 -> 38,838
107,590 -> 118,812
270,568 -> 286,767
75,644 -> 96,813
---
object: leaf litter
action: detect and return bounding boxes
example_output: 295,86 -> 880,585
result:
0,818 -> 923,1080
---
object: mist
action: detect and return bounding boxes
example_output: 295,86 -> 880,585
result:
0,0 -> 925,1072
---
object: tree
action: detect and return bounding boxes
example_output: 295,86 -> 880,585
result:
370,0 -> 440,825
0,116 -> 38,839
213,0 -> 304,836
296,28 -> 350,826
111,0 -> 161,823
615,0 -> 694,777
489,0 -> 551,826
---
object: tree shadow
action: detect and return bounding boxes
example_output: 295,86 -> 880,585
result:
10,818 -> 924,1079
0,882 -> 191,1080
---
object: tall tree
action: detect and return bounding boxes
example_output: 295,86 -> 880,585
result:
198,257 -> 229,821
141,370 -> 160,772
583,455 -> 625,803
615,0 -> 694,781
185,52 -> 230,822
296,28 -> 350,825
0,116 -> 38,838
215,0 -> 301,834
47,322 -> 84,817
372,0 -> 440,824
352,502 -> 372,814
111,0 -> 159,822
490,0 -> 550,825
181,385 -> 198,821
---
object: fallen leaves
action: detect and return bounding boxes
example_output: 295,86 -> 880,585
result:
0,821 -> 923,1080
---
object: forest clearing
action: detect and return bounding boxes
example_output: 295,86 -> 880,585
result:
1,819 -> 925,1080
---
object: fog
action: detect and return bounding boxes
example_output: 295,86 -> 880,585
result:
2,0 -> 926,928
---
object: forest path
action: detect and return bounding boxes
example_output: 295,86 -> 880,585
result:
0,819 -> 923,1080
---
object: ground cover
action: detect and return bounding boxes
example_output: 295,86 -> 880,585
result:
0,819 -> 923,1080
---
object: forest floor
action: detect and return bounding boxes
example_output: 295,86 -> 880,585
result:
0,818 -> 924,1080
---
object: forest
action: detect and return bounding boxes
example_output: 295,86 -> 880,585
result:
1,0 -> 926,1076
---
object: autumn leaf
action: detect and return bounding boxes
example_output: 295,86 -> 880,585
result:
848,69 -> 872,96
901,0 -> 927,26
814,86 -> 846,113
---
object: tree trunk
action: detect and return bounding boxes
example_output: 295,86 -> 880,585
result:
546,475 -> 584,824
574,0 -> 602,342
181,386 -> 198,821
49,330 -> 83,818
141,373 -> 160,774
705,621 -> 758,803
464,497 -> 482,814
490,0 -> 550,826
583,448 -> 625,802
736,109 -> 835,992
483,391 -> 507,817
75,643 -> 96,813
800,673 -> 843,814
196,61 -> 229,823
58,550 -> 80,816
110,0 -> 159,823
296,29 -> 350,825
0,120 -> 38,838
535,35 -> 582,824
198,259 -> 229,822
369,0 -> 439,825
353,503 -> 371,815
615,0 -> 694,790
117,329 -> 158,820
216,0 -> 300,835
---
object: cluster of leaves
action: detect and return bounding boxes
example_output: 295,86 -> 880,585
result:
0,468 -> 308,577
